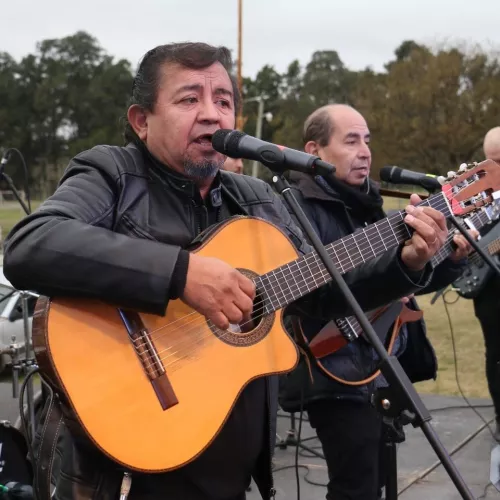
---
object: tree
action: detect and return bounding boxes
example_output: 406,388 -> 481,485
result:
0,31 -> 133,197
352,44 -> 500,179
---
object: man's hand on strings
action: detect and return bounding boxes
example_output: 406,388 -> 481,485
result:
400,194 -> 448,271
449,229 -> 479,262
180,254 -> 256,331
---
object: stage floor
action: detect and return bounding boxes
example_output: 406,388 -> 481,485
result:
248,394 -> 500,500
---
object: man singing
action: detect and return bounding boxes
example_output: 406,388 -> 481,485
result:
4,44 -> 448,500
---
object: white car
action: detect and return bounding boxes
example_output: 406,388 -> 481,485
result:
0,267 -> 37,374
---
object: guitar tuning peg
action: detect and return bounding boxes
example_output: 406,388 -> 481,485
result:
447,171 -> 457,178
437,176 -> 447,185
459,163 -> 468,172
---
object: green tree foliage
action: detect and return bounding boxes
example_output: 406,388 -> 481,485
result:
352,41 -> 500,178
0,31 -> 132,196
1,33 -> 499,196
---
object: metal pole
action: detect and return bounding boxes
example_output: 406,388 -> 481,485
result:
236,0 -> 244,130
251,97 -> 264,178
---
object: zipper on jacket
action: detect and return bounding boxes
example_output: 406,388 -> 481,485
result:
191,200 -> 202,235
192,200 -> 209,235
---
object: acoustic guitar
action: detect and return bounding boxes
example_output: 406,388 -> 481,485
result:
32,160 -> 500,472
294,201 -> 500,385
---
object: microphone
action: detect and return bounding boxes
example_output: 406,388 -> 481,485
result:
212,129 -> 335,176
380,165 -> 444,192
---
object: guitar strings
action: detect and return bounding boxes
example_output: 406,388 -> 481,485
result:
143,193 -> 495,371
136,197 -> 458,371
341,230 -> 462,337
151,219 -> 466,373
139,234 -> 401,372
134,196 -> 453,367
340,210 -> 495,336
135,213 -> 415,354
137,194 -> 445,350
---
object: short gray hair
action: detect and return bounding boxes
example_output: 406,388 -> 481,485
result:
302,106 -> 334,147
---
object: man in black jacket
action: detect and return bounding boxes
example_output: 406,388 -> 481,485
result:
279,104 -> 471,500
472,126 -> 500,441
4,45 -> 449,500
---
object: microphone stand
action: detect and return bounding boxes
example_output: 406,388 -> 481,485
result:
271,172 -> 475,500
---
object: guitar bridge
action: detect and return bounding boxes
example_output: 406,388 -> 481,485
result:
118,309 -> 178,411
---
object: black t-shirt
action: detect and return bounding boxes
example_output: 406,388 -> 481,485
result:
132,184 -> 268,499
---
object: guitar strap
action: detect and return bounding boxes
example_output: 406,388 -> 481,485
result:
34,387 -> 64,500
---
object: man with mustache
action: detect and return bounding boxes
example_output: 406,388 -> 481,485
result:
279,104 -> 472,500
4,46 -> 449,500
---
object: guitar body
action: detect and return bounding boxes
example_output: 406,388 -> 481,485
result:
32,217 -> 299,472
453,223 -> 500,299
453,257 -> 498,299
293,303 -> 423,386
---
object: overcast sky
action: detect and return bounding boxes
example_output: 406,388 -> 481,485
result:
2,0 -> 500,77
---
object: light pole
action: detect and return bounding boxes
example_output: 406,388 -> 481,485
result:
244,95 -> 272,177
236,0 -> 244,130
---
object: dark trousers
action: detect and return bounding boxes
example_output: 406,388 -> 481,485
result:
307,399 -> 385,500
474,279 -> 500,418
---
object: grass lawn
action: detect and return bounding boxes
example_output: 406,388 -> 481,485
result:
0,197 -> 490,400
0,201 -> 41,242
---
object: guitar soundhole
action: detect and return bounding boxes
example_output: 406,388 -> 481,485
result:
209,269 -> 275,347
226,288 -> 266,333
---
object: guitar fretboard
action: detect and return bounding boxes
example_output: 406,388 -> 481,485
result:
333,206 -> 496,340
254,191 -> 451,314
432,208 -> 492,267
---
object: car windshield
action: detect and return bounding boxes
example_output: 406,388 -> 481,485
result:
0,284 -> 14,316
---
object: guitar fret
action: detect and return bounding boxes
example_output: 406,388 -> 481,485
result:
351,234 -> 365,264
253,276 -> 271,314
301,256 -> 318,291
387,218 -> 399,244
360,231 -> 376,260
313,254 -> 330,286
327,244 -> 345,274
286,262 -> 302,299
399,212 -> 413,239
374,222 -> 387,251
339,239 -> 352,270
272,269 -> 292,307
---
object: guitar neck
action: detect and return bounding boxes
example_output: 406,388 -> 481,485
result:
431,208 -> 493,267
256,190 -> 452,314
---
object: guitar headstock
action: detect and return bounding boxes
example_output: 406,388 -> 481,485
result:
439,160 -> 500,216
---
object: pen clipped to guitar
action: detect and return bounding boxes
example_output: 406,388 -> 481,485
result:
31,159 -> 500,472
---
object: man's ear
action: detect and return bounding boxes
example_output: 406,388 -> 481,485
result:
127,105 -> 148,141
304,140 -> 319,156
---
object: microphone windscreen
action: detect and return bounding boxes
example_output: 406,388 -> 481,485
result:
211,129 -> 245,157
379,165 -> 395,183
